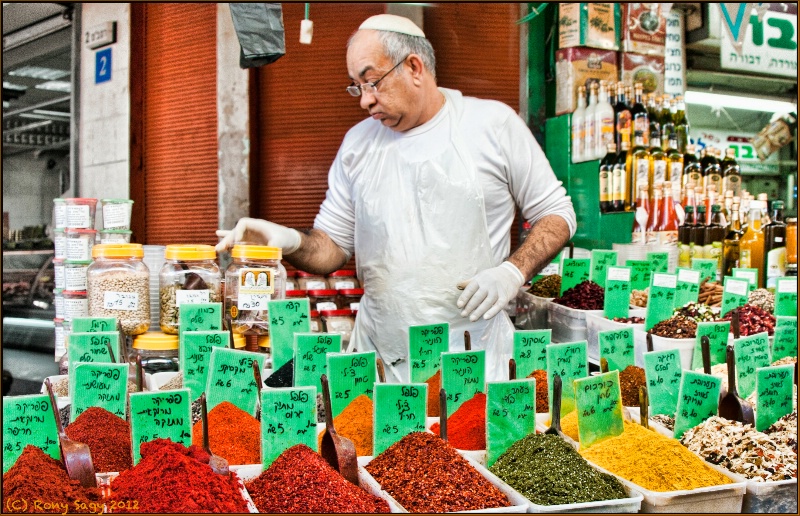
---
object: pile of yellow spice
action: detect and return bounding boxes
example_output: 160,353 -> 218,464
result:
317,394 -> 373,456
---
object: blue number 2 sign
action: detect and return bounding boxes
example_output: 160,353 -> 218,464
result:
95,48 -> 112,84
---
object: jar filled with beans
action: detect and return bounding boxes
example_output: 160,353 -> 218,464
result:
87,244 -> 151,335
224,245 -> 287,335
159,245 -> 222,334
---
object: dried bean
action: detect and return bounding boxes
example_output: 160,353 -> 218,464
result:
553,281 -> 604,310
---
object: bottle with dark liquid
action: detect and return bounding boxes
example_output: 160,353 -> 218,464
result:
763,200 -> 787,289
678,205 -> 694,267
599,143 -> 616,213
721,148 -> 742,198
632,83 -> 649,147
614,81 -> 632,151
704,205 -> 726,276
722,203 -> 744,277
612,139 -> 630,211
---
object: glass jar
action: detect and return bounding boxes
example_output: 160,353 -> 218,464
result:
320,309 -> 355,348
54,318 -> 67,360
307,289 -> 340,312
131,332 -> 179,374
786,217 -> 797,267
224,245 -> 286,335
87,244 -> 151,336
101,199 -> 134,230
338,288 -> 364,312
65,228 -> 96,261
53,198 -> 66,229
54,228 -> 66,259
285,270 -> 298,291
99,229 -> 132,244
296,271 -> 328,291
54,289 -> 65,319
64,260 -> 90,291
64,198 -> 98,229
309,310 -> 323,333
54,259 -> 65,290
327,269 -> 360,290
63,290 -> 89,322
159,244 -> 222,335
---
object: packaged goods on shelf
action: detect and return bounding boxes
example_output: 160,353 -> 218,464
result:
558,3 -> 621,51
621,53 -> 664,96
555,48 -> 618,116
622,3 -> 667,55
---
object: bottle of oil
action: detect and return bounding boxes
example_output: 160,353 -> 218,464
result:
649,133 -> 668,189
678,205 -> 695,267
630,131 -> 650,204
695,204 -> 707,256
666,135 -> 684,198
647,94 -> 661,144
614,81 -> 632,152
646,183 -> 663,244
683,144 -> 702,193
631,184 -> 650,244
571,86 -> 587,163
763,200 -> 787,289
721,148 -> 742,197
599,143 -> 616,213
673,95 -> 690,153
740,200 -> 766,288
612,139 -> 630,211
632,83 -> 649,147
722,203 -> 744,277
704,205 -> 726,274
660,95 -> 675,151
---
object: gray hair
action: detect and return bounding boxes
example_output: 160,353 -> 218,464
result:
348,30 -> 437,79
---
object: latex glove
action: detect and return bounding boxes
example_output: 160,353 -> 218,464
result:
215,218 -> 301,254
457,262 -> 525,322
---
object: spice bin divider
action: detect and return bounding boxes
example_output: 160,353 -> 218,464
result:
547,304 -> 604,343
517,292 -> 553,330
585,310 -> 646,366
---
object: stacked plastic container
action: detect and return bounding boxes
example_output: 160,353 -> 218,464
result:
288,269 -> 362,348
142,245 -> 167,331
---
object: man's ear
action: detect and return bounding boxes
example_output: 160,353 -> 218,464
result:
406,54 -> 426,84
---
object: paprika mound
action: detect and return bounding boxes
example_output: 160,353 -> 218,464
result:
430,392 -> 486,450
619,365 -> 646,407
191,400 -> 260,465
317,393 -> 373,456
245,444 -> 390,513
526,369 -> 549,412
65,406 -> 132,472
426,369 -> 441,416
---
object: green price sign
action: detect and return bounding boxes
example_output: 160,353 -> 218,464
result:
644,273 -> 677,331
205,348 -> 266,416
3,394 -> 60,473
733,332 -> 771,399
373,383 -> 427,456
603,266 -> 631,319
179,303 -> 222,333
71,317 -> 117,333
643,349 -> 682,417
691,321 -> 730,370
294,333 -> 340,392
326,352 -> 376,418
691,258 -> 718,283
574,371 -> 624,448
71,363 -> 129,421
673,371 -> 721,439
180,331 -> 229,402
732,268 -> 758,291
441,350 -> 485,417
560,259 -> 591,295
598,328 -> 634,372
532,254 -> 562,284
772,316 -> 798,362
409,323 -> 449,383
268,298 -> 311,371
68,331 -> 120,399
546,341 -> 588,417
261,387 -> 317,469
775,278 -> 798,316
755,365 -> 795,432
513,329 -> 551,378
647,252 -> 669,273
590,250 -> 618,288
486,379 -> 536,467
675,268 -> 701,308
626,260 -> 652,291
721,277 -> 749,317
129,389 -> 192,464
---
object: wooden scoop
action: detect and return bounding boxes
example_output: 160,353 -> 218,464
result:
544,374 -> 567,440
508,358 -> 516,381
639,385 -> 649,429
464,330 -> 471,351
718,345 -> 755,425
253,360 -> 263,420
44,378 -> 97,488
199,393 -> 230,476
646,332 -> 654,353
568,242 -> 574,259
319,374 -> 359,486
135,355 -> 144,392
701,336 -> 712,374
376,358 -> 386,383
439,388 -> 448,442
600,358 -> 609,373
731,309 -> 741,339
225,316 -> 236,349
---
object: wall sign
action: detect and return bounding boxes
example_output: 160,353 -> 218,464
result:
95,48 -> 112,84
664,8 -> 686,96
85,21 -> 117,49
720,8 -> 797,77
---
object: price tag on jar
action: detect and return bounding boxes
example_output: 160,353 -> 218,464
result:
560,258 -> 591,295
261,387 -> 317,468
675,268 -> 701,307
103,292 -> 138,311
644,273 -> 677,331
513,329 -> 550,378
441,350 -> 485,417
175,290 -> 210,306
486,379 -> 536,467
755,365 -> 795,432
691,258 -> 718,283
3,394 -> 60,474
71,363 -> 129,421
603,266 -> 631,319
721,277 -> 749,317
237,268 -> 275,311
598,328 -> 634,372
267,299 -> 311,372
71,317 -> 117,333
626,260 -> 652,291
673,371 -> 721,439
772,316 -> 798,362
129,389 -> 192,465
590,250 -> 618,288
326,352 -> 376,419
294,333 -> 341,393
647,252 -> 669,273
205,348 -> 266,416
691,321 -> 730,370
180,331 -> 229,402
546,341 -> 588,417
643,349 -> 682,417
373,383 -> 427,456
409,323 -> 449,383
732,268 -> 758,292
68,331 -> 121,399
775,278 -> 798,316
574,371 -> 624,448
733,332 -> 771,399
179,303 -> 222,333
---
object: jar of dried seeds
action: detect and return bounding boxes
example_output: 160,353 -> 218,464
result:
87,243 -> 151,335
159,244 -> 221,334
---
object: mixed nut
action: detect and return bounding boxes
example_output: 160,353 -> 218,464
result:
650,315 -> 698,338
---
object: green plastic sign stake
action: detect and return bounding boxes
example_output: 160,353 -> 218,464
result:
626,260 -> 652,291
647,252 -> 669,273
643,349 -> 682,417
755,365 -> 795,432
574,371 -> 624,448
644,273 -> 677,331
513,329 -> 551,378
67,331 -> 120,399
775,278 -> 798,316
294,333 -> 341,392
129,389 -> 192,464
560,258 -> 591,295
673,371 -> 722,439
3,394 -> 60,473
546,341 -> 588,417
70,317 -> 117,333
71,363 -> 129,421
373,383 -> 427,456
675,268 -> 702,307
772,316 -> 798,362
721,277 -> 749,317
267,298 -> 311,371
179,303 -> 222,333
326,352 -> 376,418
590,250 -> 618,288
603,266 -> 631,319
691,258 -> 718,283
261,387 -> 317,468
486,379 -> 536,467
532,253 -> 562,284
598,328 -> 634,372
732,268 -> 759,291
409,323 -> 449,383
441,350 -> 485,417
733,332 -> 771,399
691,321 -> 730,370
205,348 -> 266,416
180,331 -> 229,402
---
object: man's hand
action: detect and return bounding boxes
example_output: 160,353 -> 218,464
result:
215,218 -> 302,254
457,262 -> 525,322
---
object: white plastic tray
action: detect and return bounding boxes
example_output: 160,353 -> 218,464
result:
633,329 -> 695,370
517,292 -> 553,330
547,303 -> 604,343
585,311 -> 646,367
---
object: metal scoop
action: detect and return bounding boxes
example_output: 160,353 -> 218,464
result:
376,358 -> 386,383
319,374 -> 359,486
718,345 -> 755,425
44,378 -> 97,487
544,374 -> 567,440
199,393 -> 230,476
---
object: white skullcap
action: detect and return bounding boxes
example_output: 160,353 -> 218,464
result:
359,14 -> 425,37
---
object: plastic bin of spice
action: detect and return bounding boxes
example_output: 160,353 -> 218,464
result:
425,417 -> 487,465
517,292 -> 553,330
739,476 -> 797,514
632,329 -> 695,370
64,197 -> 98,229
585,310 -> 646,366
547,303 -> 604,343
100,199 -> 134,230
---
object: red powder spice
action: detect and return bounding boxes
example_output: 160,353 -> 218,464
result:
191,401 -> 260,465
2,445 -> 103,514
245,444 -> 390,513
426,369 -> 441,417
110,438 -> 248,513
527,369 -> 549,413
65,406 -> 132,473
430,392 -> 486,450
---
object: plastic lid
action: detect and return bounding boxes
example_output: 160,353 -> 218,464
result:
772,200 -> 785,209
64,198 -> 98,204
258,335 -> 270,348
133,332 -> 179,350
92,243 -> 144,259
328,270 -> 357,277
53,198 -> 65,203
320,309 -> 353,317
787,217 -> 797,223
233,333 -> 245,349
285,290 -> 306,297
310,310 -> 320,318
231,245 -> 281,260
711,204 -> 721,212
65,228 -> 97,234
338,288 -> 364,295
53,258 -> 65,265
684,205 -> 693,212
296,271 -> 321,277
101,199 -> 134,204
285,270 -> 297,278
64,260 -> 92,265
54,228 -> 65,233
54,318 -> 64,323
54,288 -> 63,295
307,289 -> 337,296
99,229 -> 132,234
165,244 -> 216,260
696,204 -> 706,212
62,290 -> 87,296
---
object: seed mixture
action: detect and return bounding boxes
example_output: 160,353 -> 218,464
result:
748,288 -> 775,314
87,269 -> 150,335
722,304 -> 776,336
612,316 -> 645,324
650,414 -> 675,431
765,412 -> 798,454
159,372 -> 183,391
672,302 -> 717,323
529,275 -> 561,298
650,315 -> 697,338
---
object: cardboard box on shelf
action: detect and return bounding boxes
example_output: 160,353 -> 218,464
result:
555,47 -> 618,116
622,3 -> 667,55
621,53 -> 665,96
558,3 -> 621,51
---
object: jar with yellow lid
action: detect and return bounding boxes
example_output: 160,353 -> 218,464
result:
131,331 -> 179,373
224,245 -> 286,337
159,244 -> 222,334
87,243 -> 151,336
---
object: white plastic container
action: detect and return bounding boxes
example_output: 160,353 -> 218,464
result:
547,303 -> 604,343
101,199 -> 134,230
64,198 -> 97,229
62,290 -> 89,322
54,289 -> 65,319
65,228 -> 96,261
54,259 -> 65,290
99,229 -> 132,244
585,310 -> 646,366
64,261 -> 90,291
740,477 -> 797,513
54,228 -> 66,259
518,292 -> 553,330
53,198 -> 66,229
645,332 -> 695,370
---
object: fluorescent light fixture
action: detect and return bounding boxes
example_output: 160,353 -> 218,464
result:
33,109 -> 70,118
2,81 -> 27,91
8,65 -> 69,80
35,80 -> 71,92
685,90 -> 797,114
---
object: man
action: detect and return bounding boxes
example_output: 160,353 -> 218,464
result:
217,14 -> 576,381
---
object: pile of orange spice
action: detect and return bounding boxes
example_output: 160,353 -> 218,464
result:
191,401 -> 260,465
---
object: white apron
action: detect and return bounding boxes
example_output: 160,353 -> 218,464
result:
346,88 -> 514,382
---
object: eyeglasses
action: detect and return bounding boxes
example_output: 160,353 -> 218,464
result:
346,55 -> 409,97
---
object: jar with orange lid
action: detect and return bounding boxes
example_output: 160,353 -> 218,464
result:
224,245 -> 286,337
326,270 -> 360,290
307,289 -> 340,312
159,244 -> 222,334
296,270 -> 327,290
131,332 -> 179,373
87,243 -> 151,335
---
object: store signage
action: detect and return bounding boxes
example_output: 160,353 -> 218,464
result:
590,250 -> 618,288
205,348 -> 266,416
673,371 -> 721,439
85,21 -> 116,49
408,323 -> 449,383
71,362 -> 129,421
560,258 -> 591,295
733,332 -> 771,399
575,371 -> 624,448
486,379 -> 536,467
644,273 -> 677,331
755,364 -> 794,431
268,298 -> 310,371
626,260 -> 652,291
260,387 -> 316,468
732,268 -> 758,291
180,331 -> 228,402
326,352 -> 376,418
721,277 -> 749,316
129,389 -> 192,465
373,383 -> 427,456
772,316 -> 798,362
643,348 -> 682,417
720,7 -> 797,77
3,395 -> 60,474
604,266 -> 631,319
294,333 -> 340,393
179,303 -> 222,333
691,258 -> 718,283
546,341 -> 588,417
71,317 -> 117,333
694,128 -> 780,175
664,8 -> 686,97
68,331 -> 120,399
646,252 -> 669,273
691,321 -> 730,370
774,278 -> 798,316
599,327 -> 634,372
441,350 -> 485,417
675,268 -> 701,307
95,47 -> 112,84
513,329 -> 550,378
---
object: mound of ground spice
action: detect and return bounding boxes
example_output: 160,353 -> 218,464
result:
527,369 -> 549,412
265,358 -> 294,388
2,445 -> 103,514
426,369 -> 441,416
65,406 -> 132,472
619,365 -> 647,407
317,394 -> 373,456
110,438 -> 248,513
245,444 -> 389,513
191,401 -> 260,465
365,432 -> 510,512
430,392 -> 486,450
